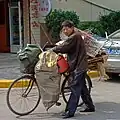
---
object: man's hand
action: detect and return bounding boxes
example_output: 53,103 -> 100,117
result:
55,40 -> 65,45
48,48 -> 53,52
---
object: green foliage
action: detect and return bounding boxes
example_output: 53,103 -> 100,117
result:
79,11 -> 120,37
78,21 -> 105,36
78,22 -> 93,30
99,11 -> 120,35
45,9 -> 80,40
45,10 -> 120,39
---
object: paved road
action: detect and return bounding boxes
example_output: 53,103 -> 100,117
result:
0,53 -> 22,80
1,79 -> 120,120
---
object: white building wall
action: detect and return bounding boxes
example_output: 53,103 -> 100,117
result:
51,0 -> 115,21
90,0 -> 120,11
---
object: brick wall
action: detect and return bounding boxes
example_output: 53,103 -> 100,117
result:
23,0 -> 30,46
23,0 -> 53,48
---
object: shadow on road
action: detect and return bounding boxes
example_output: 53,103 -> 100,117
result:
106,76 -> 120,84
17,102 -> 120,120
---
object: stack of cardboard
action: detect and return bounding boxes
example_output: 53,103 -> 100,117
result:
88,53 -> 108,70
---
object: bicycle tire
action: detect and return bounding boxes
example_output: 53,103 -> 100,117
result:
6,75 -> 41,116
61,74 -> 92,107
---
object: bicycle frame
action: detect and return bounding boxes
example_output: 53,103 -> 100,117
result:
21,74 -> 36,97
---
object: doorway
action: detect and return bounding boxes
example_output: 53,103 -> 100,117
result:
0,0 -> 9,52
9,0 -> 23,53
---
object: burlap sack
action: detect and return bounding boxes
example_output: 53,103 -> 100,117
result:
35,51 -> 61,111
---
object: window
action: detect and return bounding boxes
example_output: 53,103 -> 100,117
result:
9,0 -> 18,6
111,32 -> 120,39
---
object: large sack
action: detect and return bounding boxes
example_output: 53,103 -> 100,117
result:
17,44 -> 41,74
35,51 -> 61,111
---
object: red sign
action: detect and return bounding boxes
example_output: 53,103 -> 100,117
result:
31,21 -> 39,28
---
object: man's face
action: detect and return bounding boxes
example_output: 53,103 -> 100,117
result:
62,26 -> 74,36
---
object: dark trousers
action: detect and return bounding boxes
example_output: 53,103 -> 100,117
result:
66,71 -> 95,115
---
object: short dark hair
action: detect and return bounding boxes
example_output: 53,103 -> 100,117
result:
61,20 -> 74,28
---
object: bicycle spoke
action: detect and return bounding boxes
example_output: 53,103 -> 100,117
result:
9,96 -> 21,106
26,96 -> 39,102
23,98 -> 30,113
7,75 -> 40,116
12,97 -> 23,112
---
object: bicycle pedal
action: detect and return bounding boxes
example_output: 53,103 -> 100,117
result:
56,102 -> 61,106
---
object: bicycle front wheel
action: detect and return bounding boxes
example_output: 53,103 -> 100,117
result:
6,75 -> 41,116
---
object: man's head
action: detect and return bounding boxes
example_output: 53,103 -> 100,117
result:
61,20 -> 74,36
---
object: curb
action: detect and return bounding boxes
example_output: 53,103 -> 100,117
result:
0,71 -> 99,88
88,71 -> 99,78
0,80 -> 14,88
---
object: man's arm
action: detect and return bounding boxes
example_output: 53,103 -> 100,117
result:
52,35 -> 77,54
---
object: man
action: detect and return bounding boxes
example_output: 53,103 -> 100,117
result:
52,20 -> 95,119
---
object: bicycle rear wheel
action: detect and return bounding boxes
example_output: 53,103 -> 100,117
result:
6,75 -> 41,116
61,74 -> 92,107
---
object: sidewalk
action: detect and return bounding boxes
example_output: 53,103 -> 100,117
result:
0,53 -> 23,88
0,53 -> 99,88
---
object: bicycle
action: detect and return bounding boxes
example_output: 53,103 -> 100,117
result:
6,45 -> 92,116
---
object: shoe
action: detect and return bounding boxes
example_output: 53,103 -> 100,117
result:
61,112 -> 67,116
80,108 -> 95,112
61,111 -> 74,119
63,113 -> 74,119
